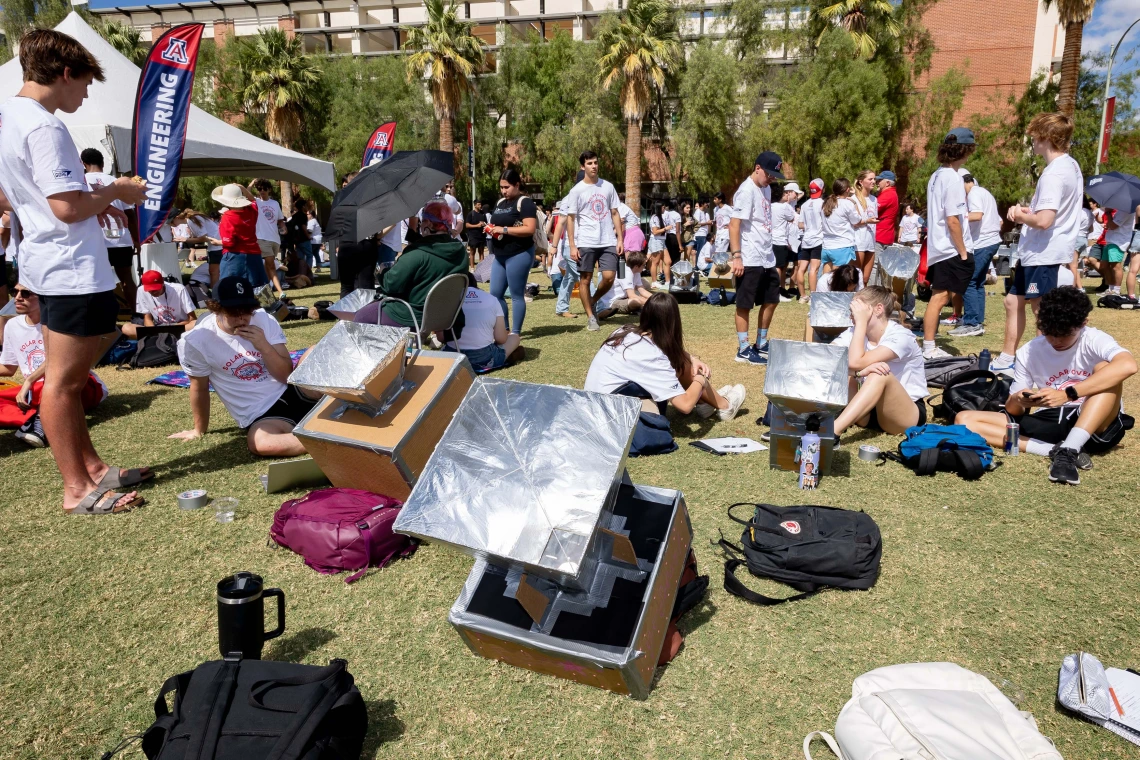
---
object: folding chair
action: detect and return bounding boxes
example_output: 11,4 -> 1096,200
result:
376,272 -> 468,350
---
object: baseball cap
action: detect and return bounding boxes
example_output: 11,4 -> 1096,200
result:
214,276 -> 259,309
809,178 -> 825,198
944,127 -> 976,145
784,182 -> 804,198
140,270 -> 165,294
755,151 -> 786,180
875,170 -> 897,182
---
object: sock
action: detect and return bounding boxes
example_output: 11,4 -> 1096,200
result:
1061,428 -> 1091,452
998,352 -> 1014,364
923,340 -> 936,352
1026,439 -> 1053,457
757,328 -> 769,345
737,332 -> 749,350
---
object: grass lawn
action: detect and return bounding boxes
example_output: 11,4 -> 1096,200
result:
2,269 -> 1139,759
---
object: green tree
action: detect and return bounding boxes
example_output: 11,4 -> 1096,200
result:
596,0 -> 682,213
99,19 -> 146,65
812,0 -> 901,59
403,0 -> 485,154
670,41 -> 744,196
1043,0 -> 1097,116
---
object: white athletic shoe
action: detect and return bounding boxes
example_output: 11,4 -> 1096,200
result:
922,346 -> 953,360
651,282 -> 668,291
695,385 -> 730,419
718,384 -> 747,421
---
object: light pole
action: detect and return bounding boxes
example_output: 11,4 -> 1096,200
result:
1095,17 -> 1140,176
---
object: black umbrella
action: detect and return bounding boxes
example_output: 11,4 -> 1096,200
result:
1086,171 -> 1140,212
325,150 -> 454,242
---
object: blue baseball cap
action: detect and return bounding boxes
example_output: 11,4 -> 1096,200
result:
875,170 -> 897,182
944,127 -> 976,145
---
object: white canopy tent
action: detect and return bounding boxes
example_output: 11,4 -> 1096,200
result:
0,13 -> 336,190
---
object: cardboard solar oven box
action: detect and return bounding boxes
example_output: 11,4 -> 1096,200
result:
289,322 -> 474,500
763,340 -> 849,475
393,379 -> 693,699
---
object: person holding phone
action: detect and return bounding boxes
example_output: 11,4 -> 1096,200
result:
956,287 -> 1136,485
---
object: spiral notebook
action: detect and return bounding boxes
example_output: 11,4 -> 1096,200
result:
1104,668 -> 1140,746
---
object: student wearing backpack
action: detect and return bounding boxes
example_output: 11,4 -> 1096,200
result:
486,169 -> 537,335
956,286 -> 1136,485
832,286 -> 929,436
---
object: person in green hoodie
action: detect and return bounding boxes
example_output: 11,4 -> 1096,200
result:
354,200 -> 469,330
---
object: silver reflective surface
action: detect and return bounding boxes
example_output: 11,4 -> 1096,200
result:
327,288 -> 376,320
763,339 -> 850,417
877,244 -> 920,280
287,321 -> 408,404
712,251 -> 730,267
671,260 -> 693,276
394,379 -> 642,579
809,291 -> 855,328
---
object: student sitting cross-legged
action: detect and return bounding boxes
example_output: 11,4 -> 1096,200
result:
956,286 -> 1136,485
444,274 -> 524,372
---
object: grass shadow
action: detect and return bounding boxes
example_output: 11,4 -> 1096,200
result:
87,388 -> 167,427
830,449 -> 852,477
148,434 -> 256,480
526,323 -> 585,338
264,627 -> 338,662
361,699 -> 405,759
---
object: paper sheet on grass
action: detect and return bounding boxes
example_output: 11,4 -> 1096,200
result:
690,437 -> 767,455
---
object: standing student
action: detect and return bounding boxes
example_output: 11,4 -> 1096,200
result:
648,202 -> 668,289
0,28 -> 151,514
921,128 -> 976,360
729,151 -> 785,366
713,192 -> 732,253
852,170 -> 879,285
820,178 -> 863,272
550,184 -> 581,319
898,204 -> 922,251
681,201 -> 697,264
662,200 -> 683,286
1107,202 -> 1138,298
486,169 -> 537,336
993,113 -> 1084,374
80,148 -> 138,312
771,183 -> 800,297
251,179 -> 285,294
565,151 -> 624,331
618,199 -> 644,256
1083,199 -> 1104,277
693,201 -> 711,259
183,209 -> 223,287
285,198 -> 314,271
948,171 -> 1003,338
796,178 -> 826,300
211,183 -> 268,289
874,170 -> 900,269
306,208 -> 323,266
465,198 -> 489,270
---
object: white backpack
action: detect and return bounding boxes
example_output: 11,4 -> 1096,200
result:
804,663 -> 1063,760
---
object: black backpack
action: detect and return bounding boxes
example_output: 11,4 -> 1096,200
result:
114,657 -> 367,760
924,354 -> 978,388
120,333 -> 180,370
930,369 -> 1012,420
1097,294 -> 1138,310
716,503 -> 882,605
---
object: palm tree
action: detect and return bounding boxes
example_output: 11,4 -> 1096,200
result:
597,0 -> 681,214
1044,0 -> 1096,116
239,28 -> 321,210
815,0 -> 900,59
100,20 -> 146,65
403,0 -> 485,154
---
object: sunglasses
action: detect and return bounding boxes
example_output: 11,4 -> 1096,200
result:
13,289 -> 35,299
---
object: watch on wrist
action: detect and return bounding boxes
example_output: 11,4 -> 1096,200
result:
1065,385 -> 1080,402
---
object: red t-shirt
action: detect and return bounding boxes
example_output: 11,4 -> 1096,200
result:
875,186 -> 899,246
219,202 -> 261,255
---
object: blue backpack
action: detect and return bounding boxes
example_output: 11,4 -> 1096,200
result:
883,424 -> 994,480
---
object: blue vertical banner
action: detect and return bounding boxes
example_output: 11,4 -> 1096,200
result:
361,122 -> 397,167
132,23 -> 204,244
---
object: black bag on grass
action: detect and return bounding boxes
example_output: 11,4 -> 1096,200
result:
930,369 -> 1011,419
924,354 -> 977,388
137,656 -> 367,760
716,503 -> 881,605
120,333 -> 179,369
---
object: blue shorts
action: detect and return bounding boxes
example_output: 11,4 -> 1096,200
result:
219,252 -> 270,290
1009,264 -> 1060,299
461,343 -> 507,372
821,247 -> 856,267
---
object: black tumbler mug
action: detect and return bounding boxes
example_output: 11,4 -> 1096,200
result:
217,572 -> 285,660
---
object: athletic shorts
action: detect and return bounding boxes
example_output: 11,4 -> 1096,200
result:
624,226 -> 646,254
799,245 -> 822,262
774,244 -> 792,270
578,246 -> 618,274
251,385 -> 318,427
1076,242 -> 1088,256
207,249 -> 223,265
107,246 -> 135,269
1086,244 -> 1103,261
1009,263 -> 1060,299
605,297 -> 636,314
735,266 -> 781,310
1010,405 -> 1130,454
258,240 -> 281,260
1104,243 -> 1126,264
39,290 -> 119,337
868,398 -> 927,431
821,247 -> 856,267
928,254 -> 974,295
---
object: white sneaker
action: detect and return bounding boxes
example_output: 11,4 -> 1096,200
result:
923,346 -> 953,360
587,316 -> 600,332
717,384 -> 746,421
990,357 -> 1015,376
695,385 -> 730,419
651,282 -> 668,291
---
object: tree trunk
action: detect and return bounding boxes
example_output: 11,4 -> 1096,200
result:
1057,19 -> 1083,117
439,116 -> 454,154
625,118 -> 642,215
279,181 -> 294,215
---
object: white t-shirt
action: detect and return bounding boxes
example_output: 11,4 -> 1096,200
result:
816,269 -> 864,292
926,167 -> 971,266
853,195 -> 877,251
598,269 -> 645,310
663,209 -> 682,237
772,202 -> 796,246
136,282 -> 196,324
255,198 -> 284,243
1017,154 -> 1083,266
176,310 -> 289,428
899,213 -> 921,243
1090,208 -> 1105,241
452,287 -> 501,351
0,97 -> 117,296
307,217 -> 323,245
172,223 -> 190,242
967,185 -> 1003,249
584,330 -> 685,403
565,179 -> 620,248
2,212 -> 21,262
617,202 -> 639,231
84,171 -> 136,248
1079,208 -> 1092,238
821,197 -> 860,250
187,215 -> 221,252
381,219 -> 407,252
713,204 -> 733,244
833,321 -> 927,401
1105,210 -> 1136,249
800,198 -> 824,248
443,193 -> 463,238
730,178 -> 774,268
1012,327 -> 1127,406
1057,266 -> 1075,287
648,214 -> 666,253
693,207 -> 710,236
698,241 -> 715,270
0,315 -> 46,376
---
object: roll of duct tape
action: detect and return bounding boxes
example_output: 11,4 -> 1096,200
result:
177,489 -> 209,510
858,445 -> 880,462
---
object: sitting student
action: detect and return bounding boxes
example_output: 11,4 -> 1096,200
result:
585,292 -> 746,420
832,286 -> 929,436
445,275 -> 523,371
0,284 -> 107,447
122,270 -> 197,339
806,262 -> 863,343
170,277 -> 317,457
354,200 -> 468,329
957,286 -> 1136,485
597,251 -> 654,320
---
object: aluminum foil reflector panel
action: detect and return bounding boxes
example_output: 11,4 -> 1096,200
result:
809,291 -> 854,329
327,288 -> 376,320
877,245 -> 920,281
763,339 -> 849,418
288,321 -> 409,408
393,379 -> 642,581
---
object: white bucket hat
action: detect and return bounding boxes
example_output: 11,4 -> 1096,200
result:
784,182 -> 804,199
211,183 -> 252,208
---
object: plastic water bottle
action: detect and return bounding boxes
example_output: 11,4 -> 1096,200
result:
979,348 -> 991,372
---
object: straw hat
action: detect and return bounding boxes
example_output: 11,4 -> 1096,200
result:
211,183 -> 252,208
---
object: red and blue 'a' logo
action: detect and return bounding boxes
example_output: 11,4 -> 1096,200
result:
361,122 -> 397,167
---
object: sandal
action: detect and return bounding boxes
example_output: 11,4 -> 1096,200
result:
66,489 -> 146,515
98,466 -> 154,489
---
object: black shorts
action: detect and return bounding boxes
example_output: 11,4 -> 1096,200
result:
735,266 -> 781,310
868,398 -> 927,431
207,249 -> 223,265
578,246 -> 618,274
799,245 -> 822,262
1009,264 -> 1060,299
107,246 -> 135,269
39,290 -> 119,337
251,385 -> 319,428
927,254 -> 974,295
664,234 -> 681,264
774,244 -> 792,270
1010,405 -> 1130,453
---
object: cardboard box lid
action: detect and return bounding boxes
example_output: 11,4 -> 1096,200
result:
287,321 -> 409,407
763,339 -> 850,417
393,379 -> 642,580
809,291 -> 855,329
